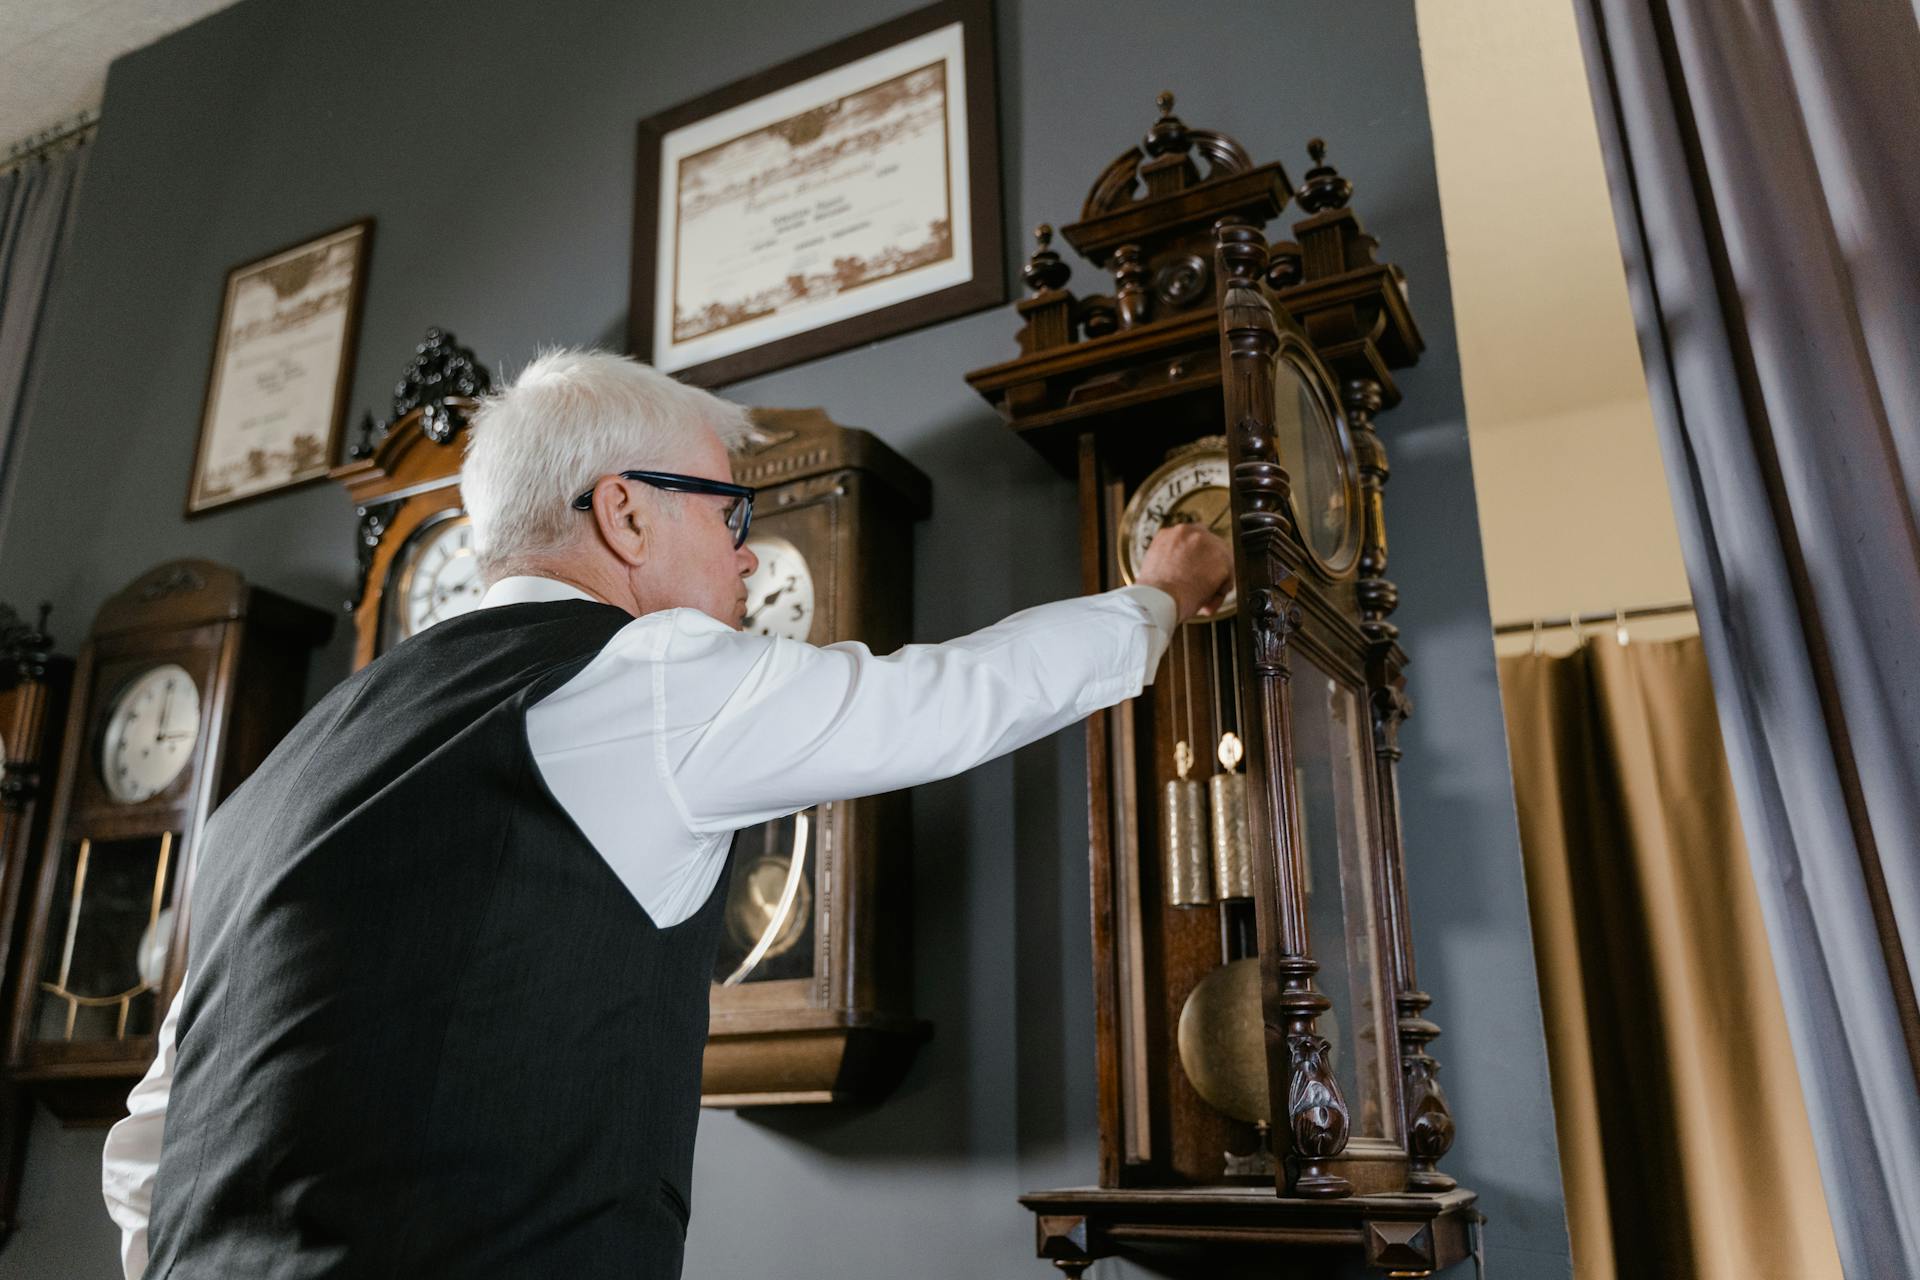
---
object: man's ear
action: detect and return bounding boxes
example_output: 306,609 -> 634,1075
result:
588,477 -> 649,568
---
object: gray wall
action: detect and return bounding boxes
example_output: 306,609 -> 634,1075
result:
0,1 -> 1572,1276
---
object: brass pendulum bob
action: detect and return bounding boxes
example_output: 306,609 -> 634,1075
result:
1209,731 -> 1254,899
1164,626 -> 1213,907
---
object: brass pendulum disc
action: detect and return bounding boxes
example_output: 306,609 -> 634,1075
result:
1176,956 -> 1269,1125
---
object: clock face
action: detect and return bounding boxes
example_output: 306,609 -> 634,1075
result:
1272,352 -> 1360,574
740,534 -> 816,641
101,663 -> 201,804
395,513 -> 485,641
1118,443 -> 1237,616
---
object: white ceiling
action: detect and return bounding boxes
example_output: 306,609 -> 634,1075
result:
1,0 -> 239,153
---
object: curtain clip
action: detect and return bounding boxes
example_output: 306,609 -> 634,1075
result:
1615,606 -> 1630,647
1530,618 -> 1544,656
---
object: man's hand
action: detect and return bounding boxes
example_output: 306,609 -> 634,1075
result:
1138,524 -> 1233,624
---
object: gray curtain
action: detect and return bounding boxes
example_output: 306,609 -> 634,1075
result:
1574,2 -> 1920,1277
0,141 -> 89,523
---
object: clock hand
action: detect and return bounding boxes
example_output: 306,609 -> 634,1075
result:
155,682 -> 174,743
1206,506 -> 1231,534
743,578 -> 798,626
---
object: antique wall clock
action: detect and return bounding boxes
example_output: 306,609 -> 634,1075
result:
0,606 -> 70,1235
966,95 -> 1474,1275
331,328 -> 494,664
336,337 -> 934,1106
5,562 -> 330,1121
702,407 -> 931,1107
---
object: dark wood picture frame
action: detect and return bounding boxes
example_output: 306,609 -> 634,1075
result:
186,218 -> 373,517
630,0 -> 1003,387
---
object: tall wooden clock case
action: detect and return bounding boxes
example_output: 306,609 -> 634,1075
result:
6,562 -> 330,1121
0,606 -> 70,1237
967,95 -> 1475,1275
335,337 -> 933,1107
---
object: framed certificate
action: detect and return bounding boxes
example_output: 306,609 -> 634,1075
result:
187,219 -> 371,515
631,0 -> 1003,386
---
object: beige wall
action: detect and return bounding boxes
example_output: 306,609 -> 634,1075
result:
1416,0 -> 1695,653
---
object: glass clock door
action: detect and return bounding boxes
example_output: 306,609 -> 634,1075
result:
1290,650 -> 1399,1141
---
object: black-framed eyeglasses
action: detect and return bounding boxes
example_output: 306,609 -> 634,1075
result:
570,470 -> 756,548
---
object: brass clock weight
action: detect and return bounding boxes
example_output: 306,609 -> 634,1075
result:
967,94 -> 1473,1275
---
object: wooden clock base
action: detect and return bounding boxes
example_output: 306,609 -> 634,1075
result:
701,1011 -> 930,1108
1022,1185 -> 1479,1277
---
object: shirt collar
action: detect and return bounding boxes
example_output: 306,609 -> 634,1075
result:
480,575 -> 603,609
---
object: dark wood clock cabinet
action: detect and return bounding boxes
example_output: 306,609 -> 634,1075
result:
0,607 -> 70,1238
6,562 -> 330,1123
966,95 -> 1477,1275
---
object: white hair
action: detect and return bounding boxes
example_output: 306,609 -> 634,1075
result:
461,349 -> 754,579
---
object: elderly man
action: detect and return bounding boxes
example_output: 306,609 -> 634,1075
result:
101,350 -> 1231,1278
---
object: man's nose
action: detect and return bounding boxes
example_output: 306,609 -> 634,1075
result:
737,543 -> 759,577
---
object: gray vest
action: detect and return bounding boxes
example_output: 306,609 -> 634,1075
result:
148,600 -> 730,1278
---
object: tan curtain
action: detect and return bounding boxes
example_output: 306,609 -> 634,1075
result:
1499,636 -> 1841,1280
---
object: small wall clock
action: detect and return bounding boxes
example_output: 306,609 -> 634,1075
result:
5,562 -> 329,1122
332,328 -> 494,663
702,407 -> 932,1107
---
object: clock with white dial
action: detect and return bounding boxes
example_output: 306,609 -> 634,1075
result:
100,663 -> 201,804
1117,439 -> 1237,617
395,514 -> 485,641
740,534 -> 816,641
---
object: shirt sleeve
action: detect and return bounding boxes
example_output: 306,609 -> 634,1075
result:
102,981 -> 183,1280
669,585 -> 1175,833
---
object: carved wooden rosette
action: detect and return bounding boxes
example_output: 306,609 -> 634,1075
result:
1215,220 -> 1353,1199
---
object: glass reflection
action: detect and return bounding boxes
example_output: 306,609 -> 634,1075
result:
1271,358 -> 1354,568
34,834 -> 174,1043
1290,654 -> 1397,1140
713,807 -> 819,986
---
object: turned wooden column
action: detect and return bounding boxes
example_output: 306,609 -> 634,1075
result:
1216,219 -> 1352,1199
1347,375 -> 1457,1192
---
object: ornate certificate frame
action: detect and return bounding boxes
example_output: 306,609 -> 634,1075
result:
187,219 -> 371,516
630,0 -> 1003,386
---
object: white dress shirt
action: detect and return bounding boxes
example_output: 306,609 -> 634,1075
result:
101,575 -> 1176,1277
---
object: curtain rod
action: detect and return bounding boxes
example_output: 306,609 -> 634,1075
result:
1493,601 -> 1695,636
2,107 -> 100,173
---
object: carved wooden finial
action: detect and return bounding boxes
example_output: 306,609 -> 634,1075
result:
1143,90 -> 1190,157
1297,137 -> 1353,213
1214,218 -> 1269,285
1021,223 -> 1071,294
349,408 -> 379,460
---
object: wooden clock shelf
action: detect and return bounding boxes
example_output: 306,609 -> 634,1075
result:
1025,1186 -> 1480,1277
